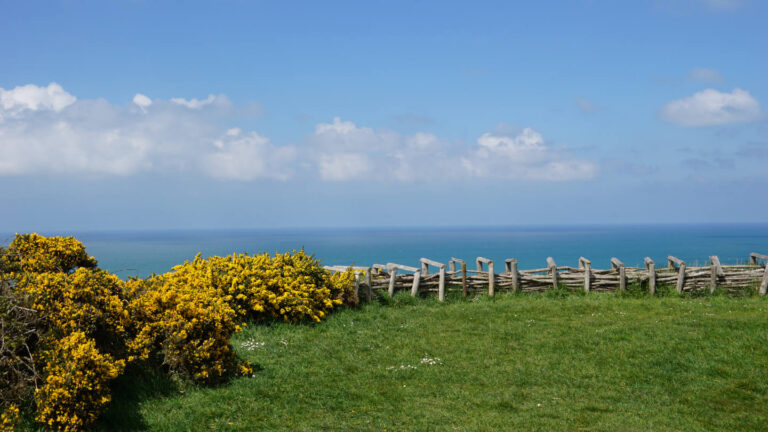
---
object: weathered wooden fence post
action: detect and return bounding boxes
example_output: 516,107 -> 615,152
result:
644,258 -> 656,295
760,264 -> 768,296
747,253 -> 768,295
611,257 -> 626,292
365,266 -> 373,300
668,256 -> 686,293
411,270 -> 421,297
506,258 -> 519,293
385,263 -> 420,297
421,258 -> 447,301
751,253 -> 768,295
709,256 -> 724,293
450,258 -> 467,297
579,257 -> 591,293
387,264 -> 398,297
461,261 -> 467,297
477,257 -> 494,297
546,257 -> 558,290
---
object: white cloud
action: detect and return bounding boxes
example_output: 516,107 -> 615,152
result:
309,117 -> 455,182
319,154 -> 370,181
170,94 -> 220,109
202,131 -> 295,181
0,83 -> 289,179
132,93 -> 152,109
0,83 -> 598,183
309,118 -> 596,182
461,128 -> 596,180
660,88 -> 761,127
0,101 -> 153,176
0,83 -> 76,115
687,67 -> 725,83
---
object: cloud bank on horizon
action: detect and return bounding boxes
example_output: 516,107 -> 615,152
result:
2,80 -> 762,182
0,83 -> 601,182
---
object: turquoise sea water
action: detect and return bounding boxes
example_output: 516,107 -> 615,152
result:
3,224 -> 767,278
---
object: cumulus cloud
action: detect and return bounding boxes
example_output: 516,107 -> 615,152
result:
660,88 -> 761,127
0,83 -> 76,116
170,94 -> 221,109
308,117 -> 458,182
461,128 -> 596,180
309,118 -> 596,182
319,154 -> 370,181
0,83 -> 597,183
202,130 -> 295,181
132,93 -> 152,109
0,83 -> 292,179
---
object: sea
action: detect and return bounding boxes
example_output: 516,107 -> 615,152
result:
3,224 -> 767,279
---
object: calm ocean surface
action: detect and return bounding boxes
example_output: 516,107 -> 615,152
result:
3,224 -> 767,278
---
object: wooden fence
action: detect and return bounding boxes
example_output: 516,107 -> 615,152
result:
325,252 -> 768,301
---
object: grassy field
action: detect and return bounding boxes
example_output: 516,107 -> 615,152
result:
98,291 -> 768,431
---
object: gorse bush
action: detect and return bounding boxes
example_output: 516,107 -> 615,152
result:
157,251 -> 359,323
16,269 -> 130,348
125,250 -> 357,383
0,234 -> 356,431
1,235 -> 128,431
0,233 -> 97,274
125,277 -> 244,383
35,332 -> 125,431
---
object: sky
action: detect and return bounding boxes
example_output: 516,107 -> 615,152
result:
1,0 -> 767,231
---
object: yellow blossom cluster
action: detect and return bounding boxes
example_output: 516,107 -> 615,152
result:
1,405 -> 19,432
0,233 -> 97,274
2,235 -> 130,431
155,250 -> 358,323
125,277 -> 245,382
16,269 -> 130,346
34,332 -> 124,432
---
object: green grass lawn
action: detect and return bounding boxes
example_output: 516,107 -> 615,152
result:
101,292 -> 768,431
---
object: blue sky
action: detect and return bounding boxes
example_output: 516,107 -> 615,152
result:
1,0 -> 767,231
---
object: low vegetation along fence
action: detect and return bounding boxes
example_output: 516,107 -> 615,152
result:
325,252 -> 768,301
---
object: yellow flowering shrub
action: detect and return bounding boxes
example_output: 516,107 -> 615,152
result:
15,269 -> 130,349
1,234 -> 97,274
1,405 -> 19,432
157,250 -> 358,323
35,332 -> 124,432
125,278 -> 242,383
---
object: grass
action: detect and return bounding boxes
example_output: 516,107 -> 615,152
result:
96,291 -> 768,431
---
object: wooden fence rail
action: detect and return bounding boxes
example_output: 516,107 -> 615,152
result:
325,252 -> 768,301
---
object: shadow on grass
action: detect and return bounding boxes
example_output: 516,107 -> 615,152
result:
95,362 -> 179,431
95,356 -> 266,431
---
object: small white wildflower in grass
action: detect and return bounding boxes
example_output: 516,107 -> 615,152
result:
241,339 -> 265,351
386,364 -> 417,371
420,357 -> 442,366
